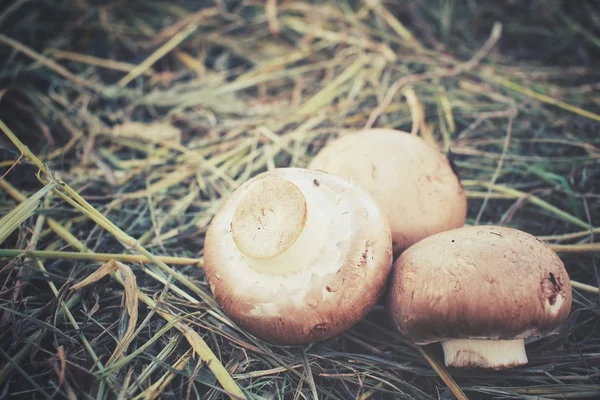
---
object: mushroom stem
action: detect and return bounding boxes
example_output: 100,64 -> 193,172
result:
230,175 -> 329,275
441,339 -> 528,369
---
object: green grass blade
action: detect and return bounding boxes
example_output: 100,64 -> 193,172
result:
0,182 -> 56,245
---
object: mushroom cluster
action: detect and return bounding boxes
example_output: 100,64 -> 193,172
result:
202,128 -> 573,369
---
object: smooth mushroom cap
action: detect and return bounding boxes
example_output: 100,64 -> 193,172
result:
203,168 -> 393,345
308,129 -> 467,254
387,225 -> 572,369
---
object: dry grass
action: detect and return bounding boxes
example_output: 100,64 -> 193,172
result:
1,0 -> 599,399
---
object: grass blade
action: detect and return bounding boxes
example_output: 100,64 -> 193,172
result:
0,183 -> 56,245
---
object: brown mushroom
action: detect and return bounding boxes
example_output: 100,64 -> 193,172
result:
387,225 -> 572,369
308,129 -> 467,254
203,168 -> 393,344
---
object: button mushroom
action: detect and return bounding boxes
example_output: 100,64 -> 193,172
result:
203,168 -> 393,344
308,129 -> 467,254
386,225 -> 572,369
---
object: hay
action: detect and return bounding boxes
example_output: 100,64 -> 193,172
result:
1,0 -> 599,399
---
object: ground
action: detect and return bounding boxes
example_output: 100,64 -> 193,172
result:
0,1 -> 599,399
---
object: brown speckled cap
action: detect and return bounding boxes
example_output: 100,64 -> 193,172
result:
387,225 -> 572,345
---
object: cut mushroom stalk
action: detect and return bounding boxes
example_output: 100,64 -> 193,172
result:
230,175 -> 329,275
441,339 -> 528,369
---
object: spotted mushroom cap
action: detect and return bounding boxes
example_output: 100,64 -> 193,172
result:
387,225 -> 572,345
203,168 -> 393,344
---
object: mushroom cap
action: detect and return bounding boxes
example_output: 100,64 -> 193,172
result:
203,168 -> 393,345
387,225 -> 572,345
308,129 -> 467,253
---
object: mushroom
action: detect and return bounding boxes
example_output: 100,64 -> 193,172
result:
203,168 -> 393,344
386,225 -> 572,369
308,129 -> 467,254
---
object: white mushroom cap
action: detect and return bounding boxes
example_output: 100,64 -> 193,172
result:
308,129 -> 467,254
387,225 -> 572,369
203,168 -> 393,344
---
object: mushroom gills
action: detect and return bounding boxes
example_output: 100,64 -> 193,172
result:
441,338 -> 528,369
